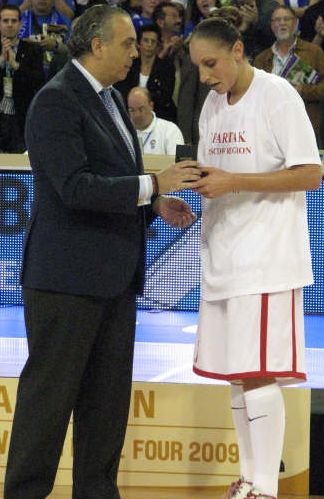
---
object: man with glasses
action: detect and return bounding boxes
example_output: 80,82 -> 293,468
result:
0,5 -> 44,152
254,5 -> 324,146
152,1 -> 183,58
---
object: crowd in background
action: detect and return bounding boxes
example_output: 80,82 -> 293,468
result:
1,0 -> 324,153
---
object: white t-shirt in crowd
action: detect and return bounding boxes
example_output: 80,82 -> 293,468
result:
198,68 -> 321,301
137,112 -> 184,155
139,73 -> 149,88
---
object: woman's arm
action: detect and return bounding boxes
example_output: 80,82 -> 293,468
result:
191,164 -> 322,198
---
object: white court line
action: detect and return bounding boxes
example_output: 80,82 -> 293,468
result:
149,362 -> 193,382
182,325 -> 197,334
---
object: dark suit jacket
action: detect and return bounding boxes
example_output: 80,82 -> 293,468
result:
0,39 -> 44,131
22,61 -> 149,298
115,56 -> 177,122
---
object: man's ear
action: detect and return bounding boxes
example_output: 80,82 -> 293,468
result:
91,36 -> 103,57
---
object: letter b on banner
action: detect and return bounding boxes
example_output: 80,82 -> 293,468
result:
0,178 -> 29,235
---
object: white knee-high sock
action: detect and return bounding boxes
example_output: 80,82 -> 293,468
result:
244,383 -> 285,497
231,383 -> 253,483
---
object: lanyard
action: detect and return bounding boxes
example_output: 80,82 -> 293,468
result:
143,131 -> 153,147
142,116 -> 156,147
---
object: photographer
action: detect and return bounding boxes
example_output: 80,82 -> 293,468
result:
0,5 -> 44,152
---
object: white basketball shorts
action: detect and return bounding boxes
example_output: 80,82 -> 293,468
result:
193,289 -> 306,385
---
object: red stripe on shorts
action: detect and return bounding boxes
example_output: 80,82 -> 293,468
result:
292,290 -> 297,372
260,293 -> 269,371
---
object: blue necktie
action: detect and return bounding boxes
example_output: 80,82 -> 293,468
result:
99,87 -> 136,163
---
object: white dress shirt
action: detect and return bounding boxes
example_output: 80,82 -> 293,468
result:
72,58 -> 153,205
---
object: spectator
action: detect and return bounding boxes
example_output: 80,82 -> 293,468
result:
254,5 -> 324,145
152,1 -> 187,122
131,0 -> 158,31
18,0 -> 71,74
49,18 -> 87,79
170,0 -> 186,31
300,0 -> 324,49
184,0 -> 220,38
152,1 -> 183,58
255,0 -> 280,25
128,86 -> 184,154
277,0 -> 319,18
0,4 -> 44,152
312,12 -> 324,45
115,24 -> 178,122
19,0 -> 71,39
231,0 -> 276,60
177,49 -> 209,144
121,0 -> 142,16
6,0 -> 75,20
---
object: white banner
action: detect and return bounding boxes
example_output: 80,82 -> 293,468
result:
0,379 -> 310,493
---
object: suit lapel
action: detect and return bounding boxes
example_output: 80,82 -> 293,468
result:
111,87 -> 143,174
63,62 -> 141,173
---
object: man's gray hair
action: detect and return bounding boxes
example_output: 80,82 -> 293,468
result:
68,5 -> 129,58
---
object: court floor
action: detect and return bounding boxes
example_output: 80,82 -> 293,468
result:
0,306 -> 323,389
0,484 -> 323,498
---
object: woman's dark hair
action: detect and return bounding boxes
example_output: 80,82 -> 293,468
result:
191,13 -> 243,48
68,5 -> 128,58
137,23 -> 162,44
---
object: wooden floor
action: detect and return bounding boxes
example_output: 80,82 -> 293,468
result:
0,484 -> 322,499
51,488 -> 324,499
120,494 -> 322,499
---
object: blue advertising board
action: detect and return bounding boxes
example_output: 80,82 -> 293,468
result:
0,169 -> 323,312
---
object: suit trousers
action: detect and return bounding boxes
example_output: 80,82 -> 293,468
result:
4,286 -> 137,499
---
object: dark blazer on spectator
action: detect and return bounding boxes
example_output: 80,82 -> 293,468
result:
115,55 -> 177,123
177,51 -> 209,145
0,39 -> 44,131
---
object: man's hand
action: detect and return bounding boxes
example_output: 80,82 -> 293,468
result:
1,37 -> 10,57
1,38 -> 19,70
290,81 -> 303,94
191,167 -> 234,198
152,195 -> 197,228
315,15 -> 324,37
156,160 -> 201,194
159,35 -> 183,58
239,4 -> 258,31
39,35 -> 58,51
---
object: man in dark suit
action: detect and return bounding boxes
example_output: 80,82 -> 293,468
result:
4,5 -> 200,498
0,5 -> 44,152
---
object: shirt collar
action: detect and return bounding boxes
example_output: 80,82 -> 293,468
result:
140,112 -> 156,134
72,58 -> 112,94
272,36 -> 297,58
